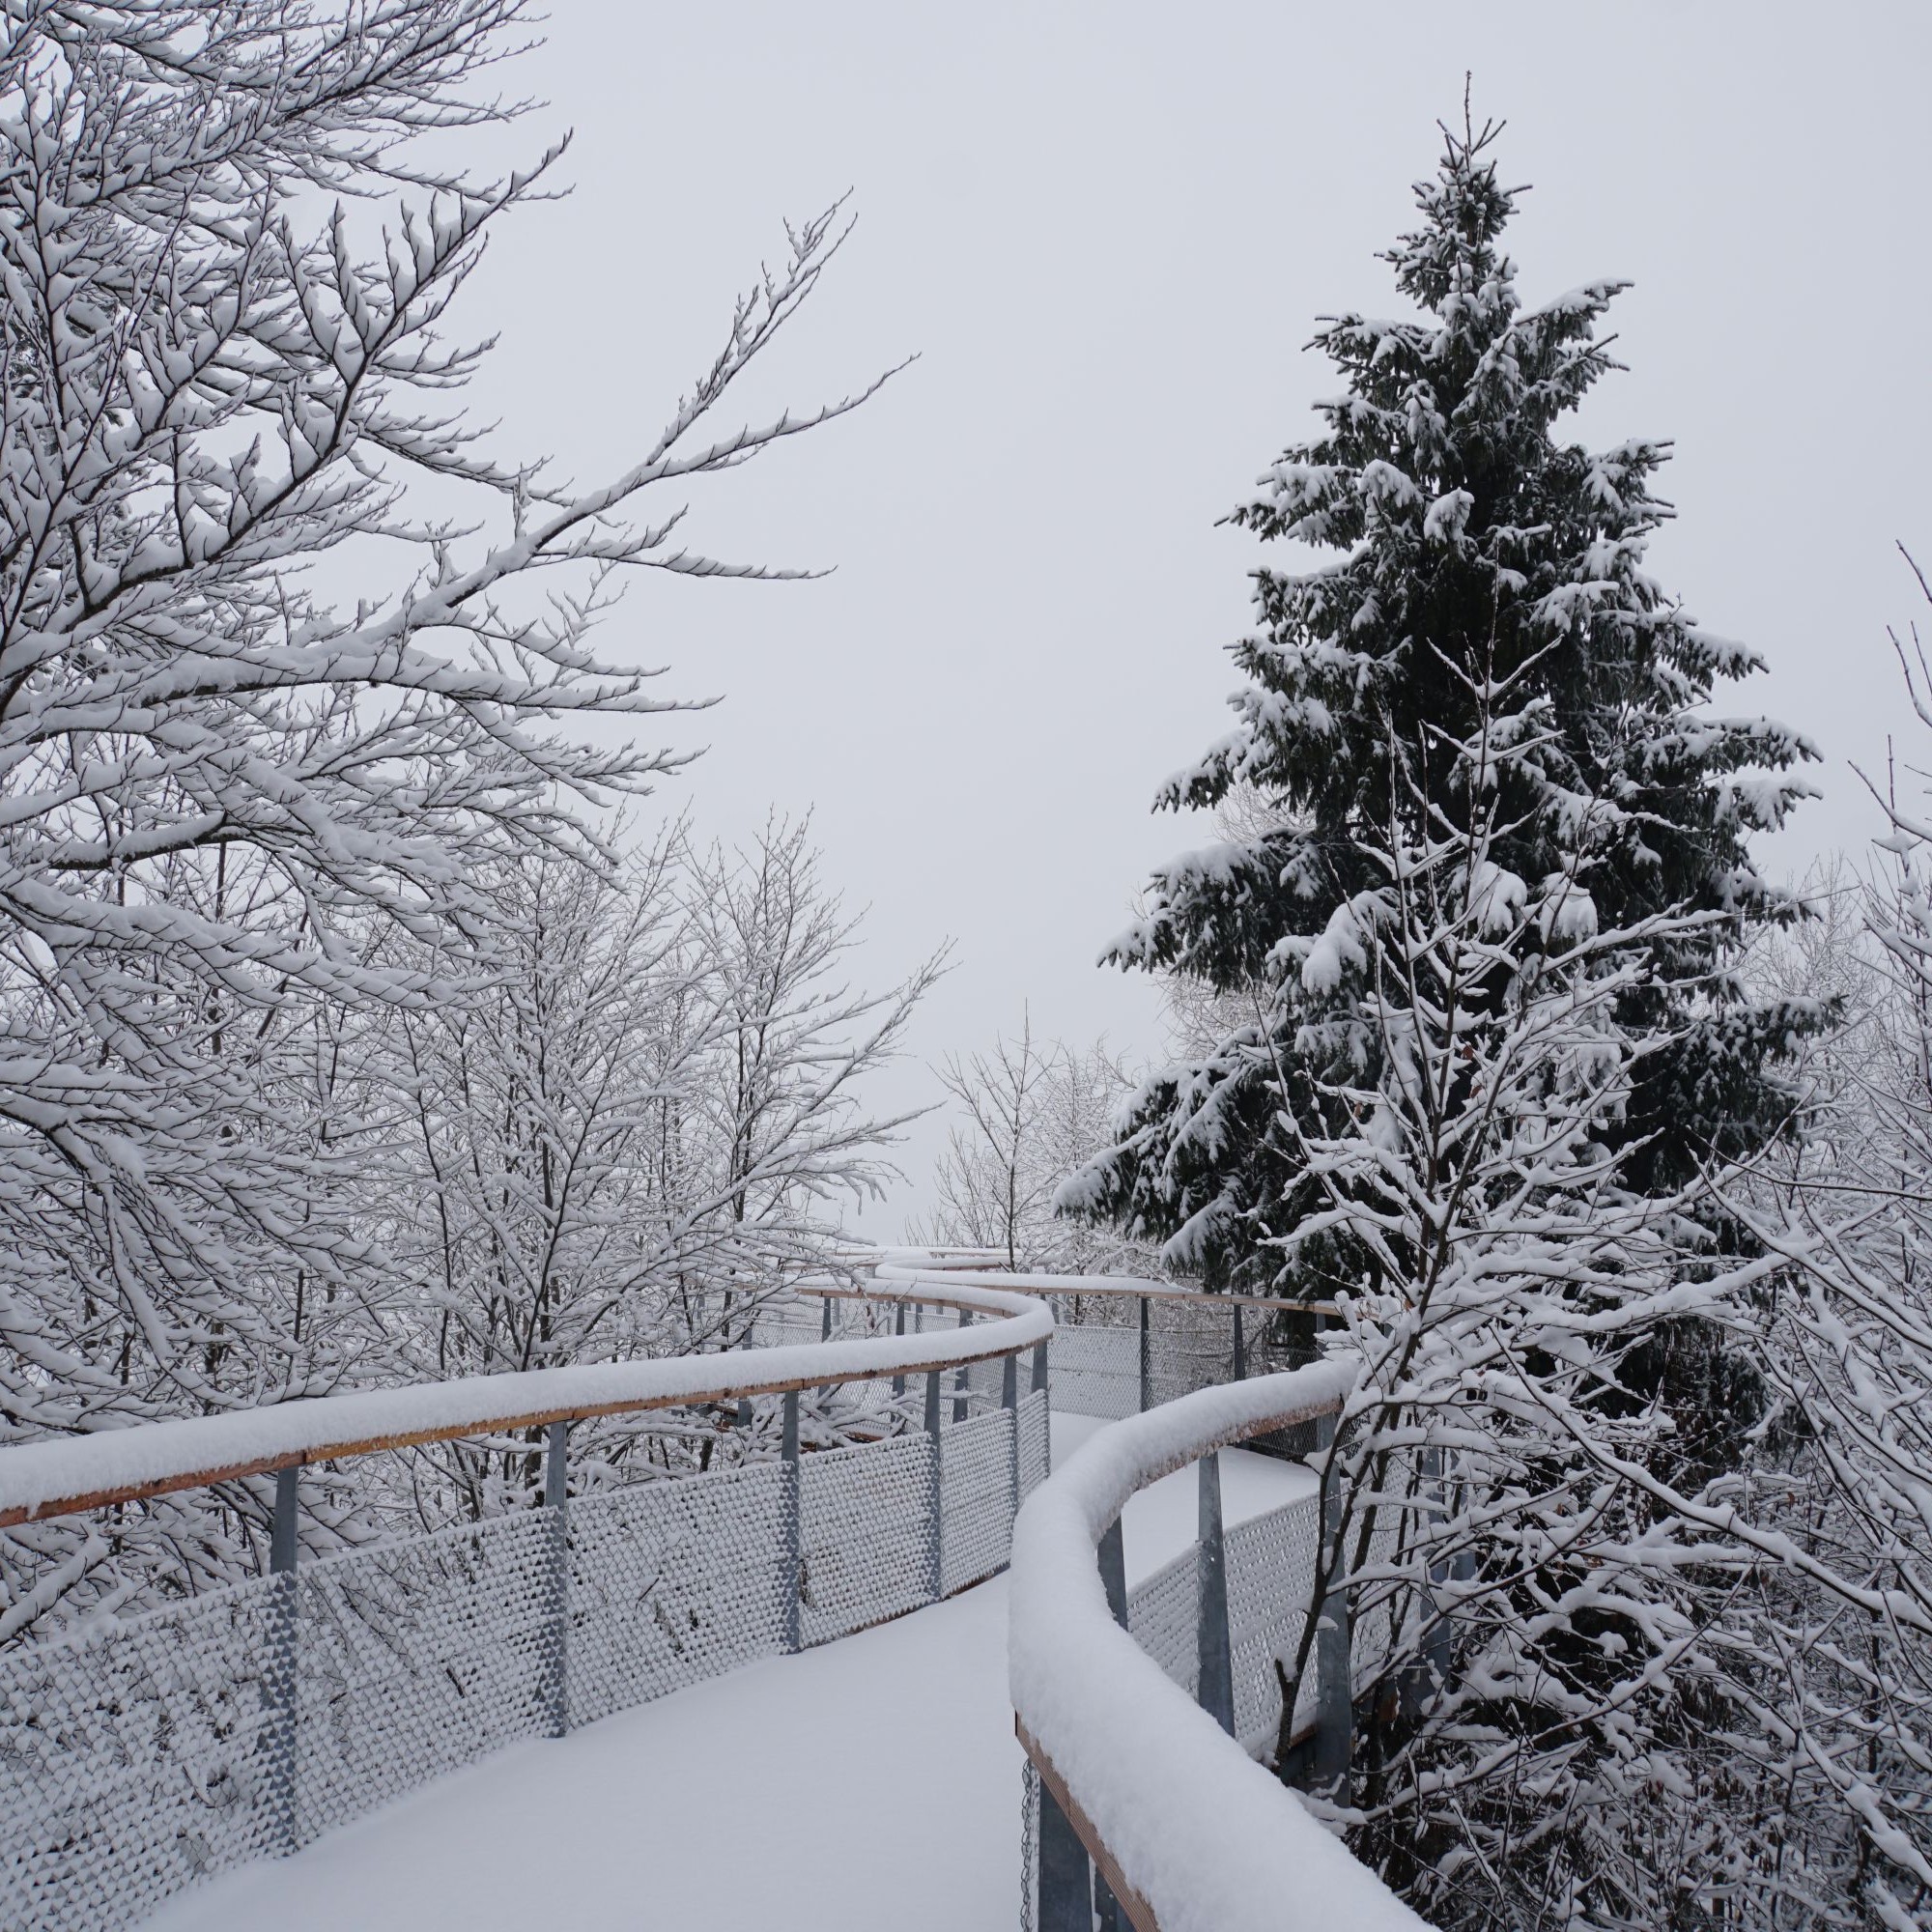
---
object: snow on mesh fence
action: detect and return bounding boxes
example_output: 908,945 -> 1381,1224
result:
1123,1492 -> 1403,1764
1038,1294 -> 1321,1425
0,1381 -> 1051,1932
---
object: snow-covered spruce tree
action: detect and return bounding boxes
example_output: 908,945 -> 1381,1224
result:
0,0 -> 889,1634
1060,118 -> 1830,1927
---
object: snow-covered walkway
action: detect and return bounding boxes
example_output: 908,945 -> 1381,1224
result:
147,1416 -> 1313,1932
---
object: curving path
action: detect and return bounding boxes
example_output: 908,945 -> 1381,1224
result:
145,1415 -> 1313,1932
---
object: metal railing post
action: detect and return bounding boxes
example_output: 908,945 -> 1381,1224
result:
1098,1519 -> 1127,1630
892,1299 -> 906,1400
1003,1350 -> 1020,1530
1037,1771 -> 1094,1932
820,1295 -> 833,1342
781,1391 -> 803,1654
545,1420 -> 570,1738
1314,1410 -> 1353,1796
269,1463 -> 299,1856
1033,1336 -> 1050,1477
953,1307 -> 973,1423
1138,1295 -> 1151,1413
1196,1451 -> 1235,1736
1094,1514 -> 1129,1932
1232,1299 -> 1246,1381
924,1369 -> 944,1602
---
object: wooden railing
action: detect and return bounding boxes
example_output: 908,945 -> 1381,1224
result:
0,1276 -> 1048,1528
1008,1363 -> 1433,1932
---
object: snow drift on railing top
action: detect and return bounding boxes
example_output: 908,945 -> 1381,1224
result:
0,1281 -> 1050,1524
1009,1361 -> 1433,1932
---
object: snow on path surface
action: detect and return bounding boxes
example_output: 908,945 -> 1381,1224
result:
147,1415 -> 1313,1932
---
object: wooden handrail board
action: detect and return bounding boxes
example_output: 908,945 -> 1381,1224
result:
0,1287 -> 1046,1527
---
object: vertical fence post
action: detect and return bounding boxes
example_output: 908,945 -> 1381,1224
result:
1231,1299 -> 1246,1382
1196,1451 -> 1235,1736
545,1420 -> 570,1738
892,1298 -> 907,1400
269,1463 -> 299,1856
820,1295 -> 833,1342
781,1390 -> 803,1655
1032,1335 -> 1050,1478
1138,1295 -> 1151,1413
1094,1515 -> 1128,1931
1003,1350 -> 1020,1534
1036,1769 -> 1094,1932
1314,1409 -> 1353,1796
924,1369 -> 944,1602
953,1307 -> 973,1423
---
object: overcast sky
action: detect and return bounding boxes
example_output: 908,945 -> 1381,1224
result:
450,1 -> 1932,1231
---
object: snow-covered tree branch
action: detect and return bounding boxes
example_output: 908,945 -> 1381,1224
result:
0,0 -> 897,1629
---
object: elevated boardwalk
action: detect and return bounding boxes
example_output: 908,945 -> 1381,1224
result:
145,1416 -> 1314,1932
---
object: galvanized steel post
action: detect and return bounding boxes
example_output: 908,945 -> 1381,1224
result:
1196,1451 -> 1235,1736
1138,1295 -> 1151,1413
1314,1410 -> 1353,1795
1036,1771 -> 1094,1932
781,1390 -> 803,1654
953,1307 -> 972,1424
1033,1334 -> 1051,1477
1003,1350 -> 1020,1527
545,1419 -> 570,1738
269,1463 -> 299,1855
892,1298 -> 906,1400
923,1369 -> 944,1602
1094,1513 -> 1129,1931
1232,1298 -> 1246,1381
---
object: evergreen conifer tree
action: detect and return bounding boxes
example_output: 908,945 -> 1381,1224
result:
1061,113 -> 1836,1927
1065,113 -> 1814,1301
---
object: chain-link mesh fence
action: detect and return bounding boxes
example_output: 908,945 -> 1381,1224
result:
1039,1294 -> 1325,1442
0,1353 -> 1051,1932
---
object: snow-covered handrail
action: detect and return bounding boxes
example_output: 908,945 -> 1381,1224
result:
0,1279 -> 1049,1527
874,1258 -> 1339,1315
1008,1363 -> 1431,1932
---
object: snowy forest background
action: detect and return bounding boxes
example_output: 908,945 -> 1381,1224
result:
3,4 -> 1931,1929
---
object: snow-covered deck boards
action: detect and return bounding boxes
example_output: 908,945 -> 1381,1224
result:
146,1416 -> 1313,1932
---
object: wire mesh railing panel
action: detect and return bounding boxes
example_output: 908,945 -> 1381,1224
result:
567,1457 -> 789,1728
0,1577 -> 287,1932
1017,1388 -> 1051,1499
1126,1543 -> 1201,1705
1346,1507 -> 1408,1692
296,1508 -> 556,1842
1048,1323 -> 1140,1419
942,1406 -> 1016,1596
1225,1496 -> 1321,1755
800,1430 -> 935,1645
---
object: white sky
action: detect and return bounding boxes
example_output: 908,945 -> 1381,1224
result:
449,1 -> 1932,1230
